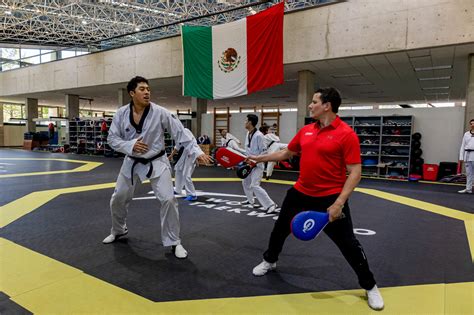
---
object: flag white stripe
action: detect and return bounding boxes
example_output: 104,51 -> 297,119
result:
212,18 -> 247,99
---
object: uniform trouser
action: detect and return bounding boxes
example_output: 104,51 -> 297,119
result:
263,187 -> 376,290
466,160 -> 473,191
109,168 -> 181,247
175,162 -> 196,196
242,167 -> 275,209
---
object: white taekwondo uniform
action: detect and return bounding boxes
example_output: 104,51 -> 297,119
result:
263,133 -> 288,178
174,128 -> 203,197
242,128 -> 276,209
459,131 -> 474,191
221,132 -> 245,153
107,102 -> 202,246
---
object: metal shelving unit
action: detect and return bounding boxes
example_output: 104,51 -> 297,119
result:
341,115 -> 414,178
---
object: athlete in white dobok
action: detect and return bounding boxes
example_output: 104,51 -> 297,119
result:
240,114 -> 278,213
220,129 -> 245,154
458,118 -> 474,194
102,76 -> 212,259
260,125 -> 288,180
169,128 -> 202,201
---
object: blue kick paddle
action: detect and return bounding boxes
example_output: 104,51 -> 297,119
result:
291,211 -> 330,241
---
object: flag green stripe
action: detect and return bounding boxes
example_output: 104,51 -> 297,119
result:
182,26 -> 213,99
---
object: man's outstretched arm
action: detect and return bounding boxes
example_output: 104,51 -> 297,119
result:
248,148 -> 297,163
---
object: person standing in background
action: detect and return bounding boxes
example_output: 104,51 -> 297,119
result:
239,114 -> 278,213
169,128 -> 202,201
458,118 -> 474,194
259,125 -> 288,180
219,129 -> 245,153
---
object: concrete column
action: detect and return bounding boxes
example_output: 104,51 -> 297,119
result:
25,98 -> 38,132
0,104 -> 4,146
65,94 -> 80,120
118,88 -> 130,107
191,97 -> 207,137
297,70 -> 315,130
465,54 -> 474,129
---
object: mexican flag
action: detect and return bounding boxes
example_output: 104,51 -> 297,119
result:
181,2 -> 284,100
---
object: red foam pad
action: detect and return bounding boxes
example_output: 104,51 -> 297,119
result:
215,147 -> 247,168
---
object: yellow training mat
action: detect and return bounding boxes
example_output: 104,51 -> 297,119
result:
1,238 -> 473,314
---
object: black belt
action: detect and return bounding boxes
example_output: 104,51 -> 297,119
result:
225,139 -> 234,147
175,146 -> 185,163
129,150 -> 165,185
465,149 -> 474,152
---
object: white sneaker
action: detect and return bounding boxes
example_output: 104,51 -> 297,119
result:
102,229 -> 128,244
266,204 -> 279,214
366,285 -> 384,310
173,244 -> 188,259
252,260 -> 276,276
458,189 -> 472,194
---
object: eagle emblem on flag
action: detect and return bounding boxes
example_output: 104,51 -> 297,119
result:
218,47 -> 241,73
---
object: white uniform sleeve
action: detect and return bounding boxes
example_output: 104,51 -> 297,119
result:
107,110 -> 138,156
256,133 -> 266,154
267,134 -> 280,142
262,134 -> 270,149
228,133 -> 241,145
161,113 -> 204,157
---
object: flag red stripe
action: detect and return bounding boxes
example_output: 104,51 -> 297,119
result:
246,2 -> 284,94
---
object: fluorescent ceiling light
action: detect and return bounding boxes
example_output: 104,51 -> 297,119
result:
331,73 -> 362,79
431,102 -> 454,107
422,86 -> 449,90
5,10 -> 12,15
418,76 -> 451,81
414,65 -> 452,71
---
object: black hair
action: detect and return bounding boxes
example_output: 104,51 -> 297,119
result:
315,87 -> 342,113
470,118 -> 474,123
127,76 -> 149,94
247,114 -> 258,127
259,125 -> 269,134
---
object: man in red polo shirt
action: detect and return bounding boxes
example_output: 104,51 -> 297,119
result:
249,87 -> 384,310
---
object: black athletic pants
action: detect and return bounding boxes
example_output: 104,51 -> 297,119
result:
263,187 -> 376,290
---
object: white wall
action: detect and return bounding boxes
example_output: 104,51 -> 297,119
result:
340,107 -> 465,164
279,112 -> 297,143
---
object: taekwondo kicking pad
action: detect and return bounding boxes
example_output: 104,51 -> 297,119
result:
215,147 -> 257,179
215,147 -> 247,168
291,211 -> 330,241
